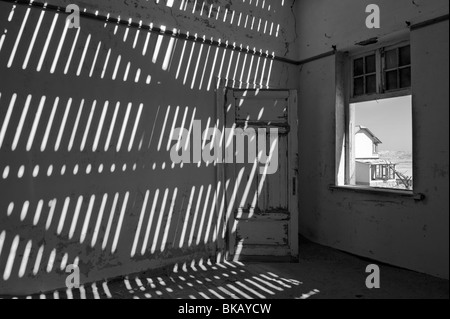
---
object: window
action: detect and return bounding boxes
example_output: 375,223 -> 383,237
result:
351,43 -> 411,99
343,41 -> 414,191
372,143 -> 378,155
353,54 -> 377,96
384,46 -> 411,91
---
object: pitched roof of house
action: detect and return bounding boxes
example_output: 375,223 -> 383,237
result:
356,126 -> 383,144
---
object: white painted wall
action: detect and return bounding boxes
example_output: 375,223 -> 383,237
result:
355,162 -> 371,185
355,131 -> 378,159
296,0 -> 449,279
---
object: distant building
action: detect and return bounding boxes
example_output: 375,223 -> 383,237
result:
355,126 -> 397,187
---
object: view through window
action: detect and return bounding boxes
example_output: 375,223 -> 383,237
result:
352,95 -> 413,190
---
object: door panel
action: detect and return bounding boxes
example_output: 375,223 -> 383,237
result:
258,134 -> 289,212
236,220 -> 289,246
236,99 -> 288,123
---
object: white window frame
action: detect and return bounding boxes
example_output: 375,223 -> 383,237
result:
334,38 -> 414,193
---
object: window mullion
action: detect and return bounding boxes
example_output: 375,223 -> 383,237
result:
377,49 -> 384,94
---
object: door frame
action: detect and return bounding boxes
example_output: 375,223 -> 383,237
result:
216,86 -> 299,262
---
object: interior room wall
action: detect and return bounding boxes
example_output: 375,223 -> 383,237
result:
295,0 -> 449,279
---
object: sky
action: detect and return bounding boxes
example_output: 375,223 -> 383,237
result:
354,95 -> 413,152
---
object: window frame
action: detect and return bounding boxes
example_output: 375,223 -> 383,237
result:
351,52 -> 378,96
349,40 -> 412,104
383,45 -> 412,92
338,39 -> 415,193
350,50 -> 381,99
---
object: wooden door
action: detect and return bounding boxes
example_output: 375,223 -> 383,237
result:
223,89 -> 298,262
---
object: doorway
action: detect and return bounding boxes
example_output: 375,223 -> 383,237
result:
221,89 -> 299,262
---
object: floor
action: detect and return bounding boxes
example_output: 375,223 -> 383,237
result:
4,239 -> 449,299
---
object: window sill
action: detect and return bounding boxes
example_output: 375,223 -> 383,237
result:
329,185 -> 425,201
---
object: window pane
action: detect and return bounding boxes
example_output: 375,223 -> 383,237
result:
354,58 -> 364,76
385,49 -> 397,69
399,46 -> 411,66
386,70 -> 398,90
366,75 -> 377,94
365,55 -> 376,73
354,77 -> 364,96
400,67 -> 411,88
